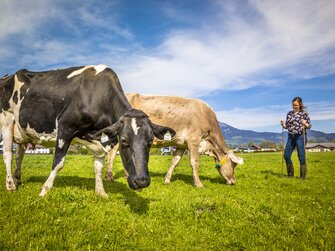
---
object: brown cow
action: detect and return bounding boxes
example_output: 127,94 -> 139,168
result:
106,93 -> 243,187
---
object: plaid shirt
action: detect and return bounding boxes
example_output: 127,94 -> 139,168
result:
285,110 -> 311,134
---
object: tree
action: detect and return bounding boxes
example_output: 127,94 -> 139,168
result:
260,141 -> 277,149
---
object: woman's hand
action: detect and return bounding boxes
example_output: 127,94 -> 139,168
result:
301,119 -> 308,128
280,120 -> 286,128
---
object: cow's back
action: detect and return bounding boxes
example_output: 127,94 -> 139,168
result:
126,93 -> 219,145
17,68 -> 80,134
2,66 -> 126,144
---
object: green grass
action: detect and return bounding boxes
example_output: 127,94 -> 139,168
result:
0,152 -> 334,250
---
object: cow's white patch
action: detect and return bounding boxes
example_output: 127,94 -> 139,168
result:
93,64 -> 108,75
9,75 -> 25,122
55,117 -> 59,131
58,139 -> 65,149
72,137 -> 107,158
39,157 -> 65,197
131,118 -> 140,135
0,111 -> 14,128
0,117 -> 16,191
100,133 -> 109,143
15,123 -> 57,145
1,74 -> 10,80
67,66 -> 91,78
94,157 -> 108,197
67,65 -> 108,79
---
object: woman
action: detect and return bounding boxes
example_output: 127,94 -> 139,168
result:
281,97 -> 311,179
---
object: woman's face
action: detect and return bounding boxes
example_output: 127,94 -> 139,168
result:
292,100 -> 300,113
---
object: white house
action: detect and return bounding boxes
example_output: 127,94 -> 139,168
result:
306,143 -> 335,152
25,144 -> 50,154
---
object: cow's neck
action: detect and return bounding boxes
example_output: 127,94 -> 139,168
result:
210,129 -> 229,163
111,91 -> 133,121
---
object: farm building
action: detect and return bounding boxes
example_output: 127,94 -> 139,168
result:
306,143 -> 335,152
235,144 -> 277,153
25,144 -> 50,154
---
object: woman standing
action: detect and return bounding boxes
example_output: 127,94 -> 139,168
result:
281,97 -> 312,179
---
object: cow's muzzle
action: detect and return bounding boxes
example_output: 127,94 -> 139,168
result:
128,176 -> 151,190
226,178 -> 236,185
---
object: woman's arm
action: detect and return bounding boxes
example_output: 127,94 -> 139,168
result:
302,113 -> 312,129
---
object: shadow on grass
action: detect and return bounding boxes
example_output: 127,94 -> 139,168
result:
108,164 -> 229,186
260,170 -> 286,178
147,170 -> 229,186
26,175 -> 150,215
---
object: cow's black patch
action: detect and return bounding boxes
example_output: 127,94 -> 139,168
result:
12,91 -> 18,104
0,75 -> 14,112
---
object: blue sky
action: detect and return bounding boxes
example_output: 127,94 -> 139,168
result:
1,0 -> 335,133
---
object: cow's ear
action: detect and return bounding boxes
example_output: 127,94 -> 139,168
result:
227,151 -> 244,165
151,123 -> 176,140
94,121 -> 121,141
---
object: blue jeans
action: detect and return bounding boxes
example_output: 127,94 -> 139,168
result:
284,133 -> 306,165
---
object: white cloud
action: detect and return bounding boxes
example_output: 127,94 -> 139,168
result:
75,3 -> 133,40
308,102 -> 335,121
115,0 -> 335,97
0,0 -> 135,72
1,0 -> 334,92
0,0 -> 48,40
217,106 -> 287,130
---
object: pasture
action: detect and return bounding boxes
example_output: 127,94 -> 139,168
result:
0,152 -> 334,250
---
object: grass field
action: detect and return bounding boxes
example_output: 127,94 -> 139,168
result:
0,151 -> 334,250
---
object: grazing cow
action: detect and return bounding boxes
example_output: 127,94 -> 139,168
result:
106,93 -> 243,187
0,66 -> 175,196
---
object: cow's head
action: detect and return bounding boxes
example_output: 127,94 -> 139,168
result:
215,150 -> 244,185
95,109 -> 175,191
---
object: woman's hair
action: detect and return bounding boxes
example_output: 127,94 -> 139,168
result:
292,96 -> 306,111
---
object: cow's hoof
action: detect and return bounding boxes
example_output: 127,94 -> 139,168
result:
14,178 -> 22,186
39,187 -> 49,197
105,173 -> 114,182
96,190 -> 108,198
195,182 -> 204,188
6,179 -> 17,191
6,185 -> 17,192
164,176 -> 171,184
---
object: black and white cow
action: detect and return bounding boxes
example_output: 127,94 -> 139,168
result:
0,65 -> 175,197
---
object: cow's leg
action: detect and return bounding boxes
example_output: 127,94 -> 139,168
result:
164,148 -> 185,184
14,144 -> 26,185
39,134 -> 72,197
1,120 -> 16,191
106,143 -> 119,182
188,142 -> 203,188
94,156 -> 108,197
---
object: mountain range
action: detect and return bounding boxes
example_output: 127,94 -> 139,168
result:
1,123 -> 334,147
219,122 -> 335,146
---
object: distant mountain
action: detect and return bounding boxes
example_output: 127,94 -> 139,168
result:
1,123 -> 334,147
219,122 -> 335,146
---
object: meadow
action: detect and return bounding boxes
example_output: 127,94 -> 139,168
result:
0,151 -> 334,250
